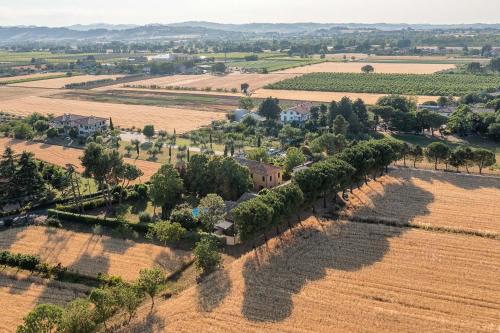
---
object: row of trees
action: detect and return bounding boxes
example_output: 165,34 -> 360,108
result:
0,148 -> 47,205
232,183 -> 304,243
17,267 -> 168,333
232,138 -> 402,244
422,142 -> 496,173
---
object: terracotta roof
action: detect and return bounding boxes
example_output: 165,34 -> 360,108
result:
234,157 -> 283,175
285,102 -> 315,115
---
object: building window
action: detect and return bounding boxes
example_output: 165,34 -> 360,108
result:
278,173 -> 280,178
270,176 -> 272,182
262,176 -> 265,182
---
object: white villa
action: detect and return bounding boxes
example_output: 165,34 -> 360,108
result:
280,102 -> 314,123
50,114 -> 109,137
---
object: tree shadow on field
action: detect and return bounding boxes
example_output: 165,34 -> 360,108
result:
241,178 -> 434,322
121,309 -> 165,333
196,268 -> 232,312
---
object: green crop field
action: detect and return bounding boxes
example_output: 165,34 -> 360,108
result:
228,59 -> 322,72
266,72 -> 500,96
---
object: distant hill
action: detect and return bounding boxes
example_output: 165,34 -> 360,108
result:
66,23 -> 140,31
0,22 -> 499,43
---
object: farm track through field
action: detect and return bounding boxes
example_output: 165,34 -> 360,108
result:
0,138 -> 161,182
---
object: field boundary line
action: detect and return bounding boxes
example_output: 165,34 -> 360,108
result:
334,213 -> 500,240
389,165 -> 500,179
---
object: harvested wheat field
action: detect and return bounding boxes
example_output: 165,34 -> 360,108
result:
123,218 -> 500,333
252,88 -> 438,104
0,138 -> 160,181
0,72 -> 67,83
0,86 -> 60,101
9,74 -> 124,89
0,96 -> 224,132
344,168 -> 500,234
275,62 -> 455,74
0,271 -> 89,333
0,226 -> 192,281
112,73 -> 297,92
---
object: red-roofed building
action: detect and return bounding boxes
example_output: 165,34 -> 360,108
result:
234,157 -> 284,191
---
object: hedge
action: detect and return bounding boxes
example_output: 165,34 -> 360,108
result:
47,209 -> 150,233
0,191 -> 103,218
0,250 -> 68,278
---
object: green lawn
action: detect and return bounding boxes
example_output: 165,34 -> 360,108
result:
228,59 -> 323,72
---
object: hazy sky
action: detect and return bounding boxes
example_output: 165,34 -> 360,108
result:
0,0 -> 498,26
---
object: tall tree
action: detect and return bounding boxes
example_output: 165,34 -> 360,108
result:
472,149 -> 496,174
149,164 -> 184,218
14,152 -> 46,202
425,142 -> 450,170
198,193 -> 226,231
143,125 -> 155,141
284,147 -> 306,175
81,143 -> 124,212
17,304 -> 63,333
137,267 -> 167,310
258,97 -> 281,121
185,154 -> 209,196
333,115 -> 348,136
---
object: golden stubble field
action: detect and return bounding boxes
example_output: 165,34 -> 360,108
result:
110,73 -> 298,92
9,74 -> 124,89
344,168 -> 500,234
123,217 -> 500,333
0,95 -> 225,133
0,72 -> 67,83
0,138 -> 161,181
0,271 -> 90,333
252,88 -> 438,104
0,226 -> 192,281
275,62 -> 455,74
